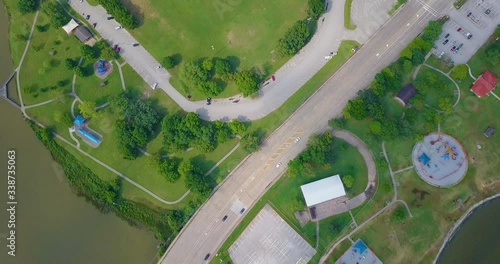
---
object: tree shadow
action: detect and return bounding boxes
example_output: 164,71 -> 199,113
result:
120,0 -> 145,27
171,53 -> 183,66
226,55 -> 241,71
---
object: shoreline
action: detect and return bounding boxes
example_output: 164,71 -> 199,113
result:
433,193 -> 500,263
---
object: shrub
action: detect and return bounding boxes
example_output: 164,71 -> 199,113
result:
342,175 -> 354,189
180,61 -> 209,86
42,1 -> 70,28
162,56 -> 175,69
450,64 -> 468,81
308,0 -> 325,20
18,0 -> 38,14
277,20 -> 310,56
241,132 -> 260,153
80,45 -> 98,60
64,58 -> 77,70
198,81 -> 223,96
74,66 -> 85,77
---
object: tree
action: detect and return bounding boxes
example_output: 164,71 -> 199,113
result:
438,98 -> 453,115
179,160 -> 211,196
343,98 -> 367,120
180,61 -> 209,86
97,0 -> 137,29
411,49 -> 425,66
54,111 -> 74,127
64,58 -> 77,70
18,0 -> 38,14
228,119 -> 247,135
328,117 -> 346,129
450,65 -> 468,81
402,59 -> 413,74
214,121 -> 231,143
159,159 -> 180,182
198,81 -> 223,96
277,20 -> 310,56
381,119 -> 399,141
400,47 -> 413,60
342,175 -> 354,189
241,132 -> 260,153
42,2 -> 70,28
81,45 -> 98,60
74,66 -> 85,77
214,58 -> 233,81
301,132 -> 334,165
235,71 -> 259,96
78,101 -> 98,119
486,41 -> 500,63
308,0 -> 325,20
422,20 -> 443,42
367,103 -> 385,120
101,48 -> 115,61
162,56 -> 175,69
202,59 -> 214,71
369,121 -> 382,135
392,207 -> 407,222
287,158 -> 304,177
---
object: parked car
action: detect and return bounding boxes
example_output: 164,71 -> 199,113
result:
222,215 -> 228,222
204,254 -> 210,261
107,16 -> 114,20
445,33 -> 450,38
442,39 -> 449,45
132,43 -> 140,47
457,27 -> 462,32
206,97 -> 212,105
239,208 -> 245,214
115,26 -> 123,30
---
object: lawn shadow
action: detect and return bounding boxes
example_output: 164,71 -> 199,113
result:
226,55 -> 241,71
120,0 -> 146,27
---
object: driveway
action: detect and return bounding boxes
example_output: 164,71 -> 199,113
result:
67,0 -> 394,121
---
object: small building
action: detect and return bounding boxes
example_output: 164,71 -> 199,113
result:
471,70 -> 498,98
74,27 -> 93,43
395,84 -> 417,106
300,175 -> 346,208
78,128 -> 101,144
73,115 -> 86,127
484,126 -> 495,137
335,239 -> 383,264
62,19 -> 79,34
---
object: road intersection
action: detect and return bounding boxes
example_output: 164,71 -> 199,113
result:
160,1 -> 453,263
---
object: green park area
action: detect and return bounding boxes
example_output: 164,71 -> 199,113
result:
214,21 -> 500,264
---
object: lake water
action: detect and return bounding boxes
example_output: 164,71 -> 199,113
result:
437,197 -> 500,264
0,2 -> 158,264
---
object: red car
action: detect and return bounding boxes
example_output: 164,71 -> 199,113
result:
115,47 -> 121,54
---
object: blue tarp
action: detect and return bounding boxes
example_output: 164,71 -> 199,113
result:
73,115 -> 86,126
78,128 -> 100,144
419,153 -> 431,165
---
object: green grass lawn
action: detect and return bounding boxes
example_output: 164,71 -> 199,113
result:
425,55 -> 453,74
25,96 -> 74,142
3,0 -> 36,66
124,0 -> 308,98
18,7 -> 81,106
416,65 -> 458,108
344,0 -> 356,30
74,60 -> 123,105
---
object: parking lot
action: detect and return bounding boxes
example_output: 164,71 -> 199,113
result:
434,0 -> 500,64
228,205 -> 316,264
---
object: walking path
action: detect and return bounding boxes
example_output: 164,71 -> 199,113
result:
422,63 -> 462,107
465,64 -> 477,80
115,59 -> 126,91
66,0 -> 394,121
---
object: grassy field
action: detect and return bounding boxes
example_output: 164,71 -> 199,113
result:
425,54 -> 453,73
3,0 -> 36,65
123,0 -> 309,98
74,60 -> 124,105
415,65 -> 458,108
344,0 -> 357,30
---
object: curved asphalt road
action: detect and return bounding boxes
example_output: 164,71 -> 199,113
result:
160,0 -> 452,263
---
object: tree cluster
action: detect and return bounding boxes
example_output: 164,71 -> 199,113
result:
277,20 -> 310,56
235,71 -> 259,96
161,112 -> 238,153
178,160 -> 212,196
308,0 -> 326,20
18,0 -> 38,14
486,40 -> 500,64
42,1 -> 70,28
450,65 -> 468,81
414,71 -> 447,93
288,131 -> 334,177
111,93 -> 160,159
97,0 -> 137,29
180,58 -> 235,97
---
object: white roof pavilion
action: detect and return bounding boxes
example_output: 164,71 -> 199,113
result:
300,175 -> 346,207
62,19 -> 79,34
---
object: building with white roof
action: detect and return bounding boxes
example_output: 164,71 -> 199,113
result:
300,175 -> 346,207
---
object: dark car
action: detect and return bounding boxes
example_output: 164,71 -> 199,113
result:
457,43 -> 463,51
445,33 -> 450,38
467,34 -> 473,40
222,215 -> 228,222
457,27 -> 462,32
132,43 -> 140,47
451,46 -> 456,52
206,97 -> 212,105
442,39 -> 449,45
240,208 -> 245,214
467,12 -> 472,17
107,16 -> 114,20
204,254 -> 210,261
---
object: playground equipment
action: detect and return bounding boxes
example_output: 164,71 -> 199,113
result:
96,60 -> 108,76
430,134 -> 458,160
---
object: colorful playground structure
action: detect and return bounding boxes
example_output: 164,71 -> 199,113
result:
412,132 -> 468,187
73,115 -> 103,147
93,59 -> 113,79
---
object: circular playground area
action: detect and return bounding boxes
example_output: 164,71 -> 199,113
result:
93,59 -> 113,79
412,132 -> 468,187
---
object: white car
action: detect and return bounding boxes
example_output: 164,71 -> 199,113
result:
115,26 -> 123,30
276,162 -> 282,168
152,83 -> 158,89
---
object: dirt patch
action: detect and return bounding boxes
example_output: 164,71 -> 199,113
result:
412,188 -> 430,201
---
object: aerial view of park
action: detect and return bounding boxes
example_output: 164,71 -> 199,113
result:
0,0 -> 498,264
